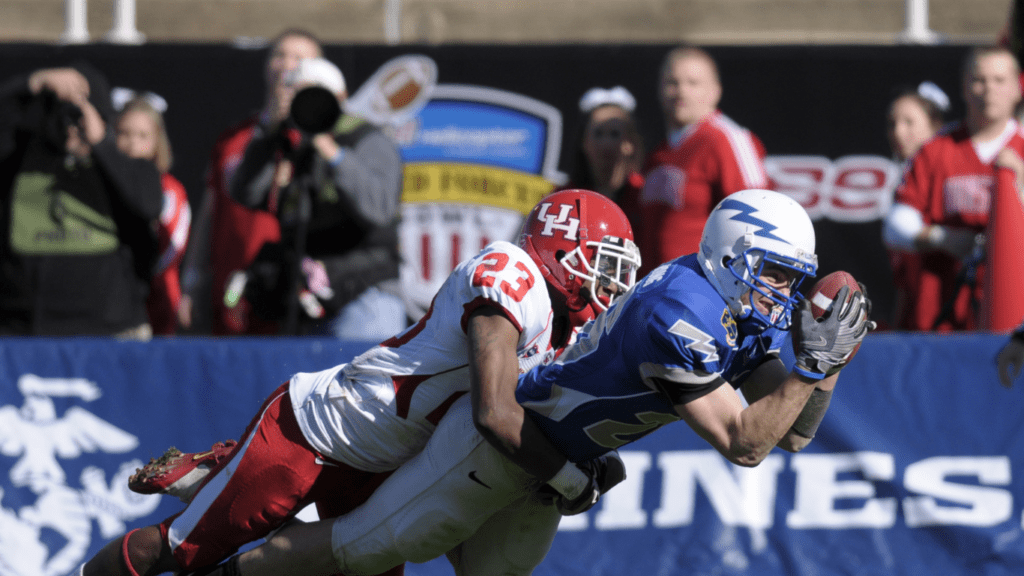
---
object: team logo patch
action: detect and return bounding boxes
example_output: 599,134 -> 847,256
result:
721,308 -> 737,347
534,202 -> 580,240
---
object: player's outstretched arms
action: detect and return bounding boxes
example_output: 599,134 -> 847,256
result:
677,369 -> 819,467
738,359 -> 836,454
678,285 -> 873,468
777,372 -> 837,452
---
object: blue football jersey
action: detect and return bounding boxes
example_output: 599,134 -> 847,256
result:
516,254 -> 789,462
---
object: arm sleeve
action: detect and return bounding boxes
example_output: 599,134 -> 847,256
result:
641,308 -> 727,405
882,202 -> 926,251
313,128 -> 403,309
91,137 -> 163,220
718,130 -> 768,193
328,129 -> 403,227
317,245 -> 400,311
0,74 -> 33,161
892,152 -> 931,216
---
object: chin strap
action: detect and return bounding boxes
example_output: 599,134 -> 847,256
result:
122,529 -> 142,576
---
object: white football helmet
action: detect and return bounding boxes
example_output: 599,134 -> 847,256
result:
699,189 -> 817,333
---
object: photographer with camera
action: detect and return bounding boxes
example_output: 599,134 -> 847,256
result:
0,63 -> 163,337
229,57 -> 405,338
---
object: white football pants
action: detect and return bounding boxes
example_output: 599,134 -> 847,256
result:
330,394 -> 562,575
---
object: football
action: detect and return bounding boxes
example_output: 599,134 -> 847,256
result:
805,270 -> 864,361
807,270 -> 860,319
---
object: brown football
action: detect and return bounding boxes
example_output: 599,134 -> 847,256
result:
807,270 -> 860,319
806,270 -> 863,360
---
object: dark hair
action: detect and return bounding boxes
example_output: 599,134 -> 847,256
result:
566,102 -> 645,192
889,86 -> 945,128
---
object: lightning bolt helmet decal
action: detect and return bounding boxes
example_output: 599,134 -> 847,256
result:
697,189 -> 817,334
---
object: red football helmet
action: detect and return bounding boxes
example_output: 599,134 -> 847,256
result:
518,189 -> 640,327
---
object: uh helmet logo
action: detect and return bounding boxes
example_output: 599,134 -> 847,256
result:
535,201 -> 580,241
0,374 -> 160,576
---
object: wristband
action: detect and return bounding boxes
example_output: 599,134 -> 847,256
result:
547,460 -> 588,500
790,387 -> 834,439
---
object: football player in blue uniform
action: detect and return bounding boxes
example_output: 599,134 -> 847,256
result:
182,189 -> 874,576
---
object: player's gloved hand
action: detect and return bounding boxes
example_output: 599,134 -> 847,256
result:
549,451 -> 627,516
792,285 -> 873,380
584,450 -> 627,494
552,473 -> 600,516
857,282 -> 872,320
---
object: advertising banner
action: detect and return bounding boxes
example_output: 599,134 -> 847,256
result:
347,56 -> 567,321
1,334 -> 1021,575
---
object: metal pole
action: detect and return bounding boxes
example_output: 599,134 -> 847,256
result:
384,0 -> 401,45
897,0 -> 941,44
104,0 -> 146,44
59,0 -> 90,44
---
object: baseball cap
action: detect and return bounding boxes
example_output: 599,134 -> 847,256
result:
287,57 -> 346,95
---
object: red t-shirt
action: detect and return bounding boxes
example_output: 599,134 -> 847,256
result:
892,120 -> 1024,331
639,111 -> 767,276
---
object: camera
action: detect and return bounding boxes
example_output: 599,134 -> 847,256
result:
289,86 -> 341,134
39,90 -> 84,151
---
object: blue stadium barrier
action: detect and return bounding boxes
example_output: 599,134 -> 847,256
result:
1,333 -> 1021,575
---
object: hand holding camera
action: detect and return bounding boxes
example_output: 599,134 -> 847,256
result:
28,68 -> 90,102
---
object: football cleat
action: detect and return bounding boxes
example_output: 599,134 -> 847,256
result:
129,439 -> 238,503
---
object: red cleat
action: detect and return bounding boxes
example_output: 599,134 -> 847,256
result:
129,439 -> 238,503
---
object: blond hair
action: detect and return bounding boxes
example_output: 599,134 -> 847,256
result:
660,45 -> 721,87
117,97 -> 173,173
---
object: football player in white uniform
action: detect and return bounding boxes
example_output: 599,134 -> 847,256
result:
179,189 -> 875,576
78,189 -> 640,576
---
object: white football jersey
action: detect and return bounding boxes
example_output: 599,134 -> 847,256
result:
290,240 -> 558,472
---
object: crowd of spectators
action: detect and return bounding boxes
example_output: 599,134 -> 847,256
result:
883,45 -> 1024,332
3,36 -> 1024,340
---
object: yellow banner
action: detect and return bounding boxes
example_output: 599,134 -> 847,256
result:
401,162 -> 555,215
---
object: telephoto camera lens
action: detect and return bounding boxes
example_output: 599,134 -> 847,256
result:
290,86 -> 341,133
